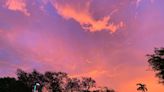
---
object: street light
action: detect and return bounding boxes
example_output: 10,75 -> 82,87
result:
34,82 -> 40,92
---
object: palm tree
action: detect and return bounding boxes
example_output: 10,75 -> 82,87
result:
136,83 -> 148,92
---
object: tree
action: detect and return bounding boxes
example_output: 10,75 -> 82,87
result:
0,69 -> 115,92
16,69 -> 29,86
136,83 -> 148,92
43,71 -> 55,92
147,47 -> 164,83
44,71 -> 68,92
81,77 -> 96,91
0,77 -> 30,92
102,87 -> 115,92
17,69 -> 69,92
92,87 -> 115,92
17,69 -> 43,92
65,78 -> 81,92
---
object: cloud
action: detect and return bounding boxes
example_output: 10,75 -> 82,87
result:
5,0 -> 30,16
136,0 -> 155,6
136,0 -> 142,6
70,69 -> 108,78
52,0 -> 123,33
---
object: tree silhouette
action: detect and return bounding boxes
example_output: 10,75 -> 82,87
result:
0,77 -> 30,92
17,69 -> 69,92
92,86 -> 115,92
0,69 -> 115,92
65,78 -> 81,92
17,69 -> 44,92
43,71 -> 55,92
81,77 -> 96,91
102,87 -> 115,92
16,69 -> 30,86
136,83 -> 148,92
50,72 -> 68,92
147,47 -> 164,83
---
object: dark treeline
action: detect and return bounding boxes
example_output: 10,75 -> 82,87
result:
0,69 -> 115,92
1,47 -> 164,92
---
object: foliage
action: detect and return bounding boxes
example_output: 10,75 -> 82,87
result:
147,47 -> 164,83
65,78 -> 81,91
136,83 -> 148,92
0,77 -> 30,92
0,69 -> 115,92
81,77 -> 96,91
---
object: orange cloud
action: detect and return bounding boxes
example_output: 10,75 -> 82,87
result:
70,69 -> 108,78
53,0 -> 123,33
5,0 -> 30,16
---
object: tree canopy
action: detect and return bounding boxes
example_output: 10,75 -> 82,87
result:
136,83 -> 148,92
147,47 -> 164,84
0,69 -> 115,92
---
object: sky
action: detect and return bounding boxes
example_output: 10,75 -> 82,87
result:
0,0 -> 164,92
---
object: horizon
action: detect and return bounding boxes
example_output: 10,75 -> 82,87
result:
0,0 -> 164,92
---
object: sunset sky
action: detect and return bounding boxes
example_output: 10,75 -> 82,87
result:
0,0 -> 164,92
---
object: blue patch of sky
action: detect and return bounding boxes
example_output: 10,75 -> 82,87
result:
0,48 -> 21,64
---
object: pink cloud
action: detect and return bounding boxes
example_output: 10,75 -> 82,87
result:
52,0 -> 124,33
1,0 -> 164,92
5,0 -> 30,16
